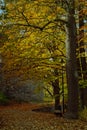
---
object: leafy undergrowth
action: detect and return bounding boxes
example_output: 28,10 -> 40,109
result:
79,107 -> 87,121
0,103 -> 87,130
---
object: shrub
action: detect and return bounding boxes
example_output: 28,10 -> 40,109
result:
79,107 -> 87,121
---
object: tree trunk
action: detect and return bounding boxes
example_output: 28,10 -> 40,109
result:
45,41 -> 61,113
79,0 -> 87,80
64,1 -> 79,119
78,0 -> 87,108
80,88 -> 87,108
52,78 -> 60,110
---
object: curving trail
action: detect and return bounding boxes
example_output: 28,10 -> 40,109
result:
0,103 -> 87,130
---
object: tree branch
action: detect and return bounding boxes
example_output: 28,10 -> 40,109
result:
4,18 -> 67,31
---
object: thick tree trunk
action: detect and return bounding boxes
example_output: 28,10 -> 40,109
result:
64,1 -> 79,119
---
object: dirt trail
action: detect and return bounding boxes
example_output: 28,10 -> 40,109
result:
0,103 -> 87,130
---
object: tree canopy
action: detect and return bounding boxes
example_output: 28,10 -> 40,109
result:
0,0 -> 87,119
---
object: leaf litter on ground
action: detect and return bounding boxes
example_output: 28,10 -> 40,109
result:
0,103 -> 87,130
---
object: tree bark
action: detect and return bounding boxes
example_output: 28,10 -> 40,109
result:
64,0 -> 79,119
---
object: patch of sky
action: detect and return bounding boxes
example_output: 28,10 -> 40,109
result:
0,9 -> 3,15
0,0 -> 5,6
0,0 -> 6,17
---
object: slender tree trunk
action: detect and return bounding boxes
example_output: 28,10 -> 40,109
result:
64,1 -> 79,119
52,78 -> 60,111
45,42 -> 61,113
79,0 -> 87,80
52,68 -> 60,110
79,0 -> 87,108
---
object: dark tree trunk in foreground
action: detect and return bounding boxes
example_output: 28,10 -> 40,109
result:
64,0 -> 79,119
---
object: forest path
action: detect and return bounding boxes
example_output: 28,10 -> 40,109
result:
0,103 -> 87,130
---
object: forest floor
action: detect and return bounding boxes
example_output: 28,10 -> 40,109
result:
0,102 -> 87,130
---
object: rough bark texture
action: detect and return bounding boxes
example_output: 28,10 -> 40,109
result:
64,0 -> 79,119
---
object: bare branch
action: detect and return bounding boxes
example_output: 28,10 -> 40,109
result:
4,18 -> 67,31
